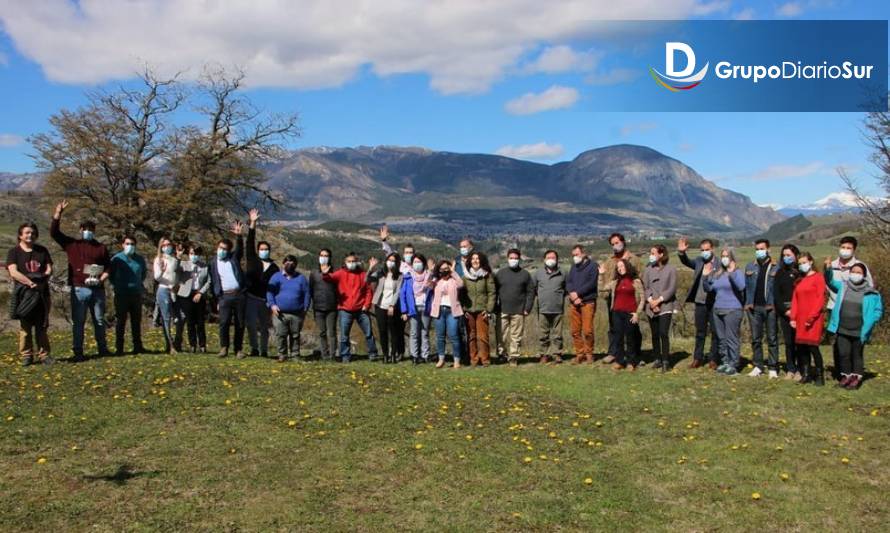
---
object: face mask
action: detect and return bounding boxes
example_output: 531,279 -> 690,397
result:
413,262 -> 424,273
721,257 -> 731,268
572,255 -> 583,265
459,247 -> 470,257
162,246 -> 173,256
544,259 -> 557,269
799,262 -> 812,273
284,264 -> 296,274
440,269 -> 451,276
701,250 -> 712,261
508,259 -> 520,269
850,273 -> 864,284
82,230 -> 94,240
612,243 -> 624,254
755,249 -> 768,260
319,256 -> 329,266
123,244 -> 135,256
189,254 -> 200,263
258,250 -> 270,260
218,249 -> 230,260
783,256 -> 795,266
839,248 -> 853,260
346,262 -> 357,271
649,254 -> 658,264
403,253 -> 413,264
386,260 -> 396,270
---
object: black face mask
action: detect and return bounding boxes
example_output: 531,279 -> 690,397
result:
284,264 -> 296,274
440,269 -> 451,277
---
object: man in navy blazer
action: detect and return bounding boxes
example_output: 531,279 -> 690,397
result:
678,237 -> 719,368
209,221 -> 246,358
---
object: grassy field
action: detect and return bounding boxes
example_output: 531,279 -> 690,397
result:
1,328 -> 888,532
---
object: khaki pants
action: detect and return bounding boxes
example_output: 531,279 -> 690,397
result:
538,313 -> 564,356
500,313 -> 525,361
569,302 -> 595,357
19,314 -> 50,360
465,311 -> 491,364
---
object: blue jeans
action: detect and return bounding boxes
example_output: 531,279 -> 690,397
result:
156,286 -> 175,350
71,286 -> 108,356
338,310 -> 378,361
435,306 -> 462,364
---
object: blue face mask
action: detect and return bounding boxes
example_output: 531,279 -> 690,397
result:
217,249 -> 228,260
123,244 -> 135,256
190,254 -> 201,263
162,246 -> 173,256
755,249 -> 768,260
783,256 -> 795,266
258,250 -> 270,260
82,230 -> 94,241
701,250 -> 712,261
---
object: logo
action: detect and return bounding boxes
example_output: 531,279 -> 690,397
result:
650,42 -> 709,92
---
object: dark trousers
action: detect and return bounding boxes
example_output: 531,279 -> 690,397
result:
778,314 -> 798,373
114,291 -> 143,353
177,293 -> 207,350
693,302 -> 718,362
612,310 -> 641,366
606,297 -> 619,356
835,333 -> 865,376
649,313 -> 672,361
375,305 -> 405,358
797,344 -> 823,375
218,292 -> 245,351
314,310 -> 338,359
747,305 -> 779,370
275,311 -> 305,356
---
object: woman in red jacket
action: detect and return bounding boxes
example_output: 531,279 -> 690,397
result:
790,252 -> 827,385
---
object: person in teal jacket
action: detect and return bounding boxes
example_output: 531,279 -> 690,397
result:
109,236 -> 148,355
825,261 -> 883,390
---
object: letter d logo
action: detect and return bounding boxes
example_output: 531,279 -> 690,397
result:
666,42 -> 695,77
650,42 -> 709,92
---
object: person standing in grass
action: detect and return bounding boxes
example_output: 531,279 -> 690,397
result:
566,244 -> 598,365
599,233 -> 638,365
110,235 -> 147,356
323,252 -> 378,363
774,244 -> 801,381
790,252 -> 827,386
825,260 -> 882,390
827,236 -> 873,381
430,259 -> 464,369
209,222 -> 246,359
744,239 -> 780,379
267,254 -> 311,362
6,222 -> 53,366
604,259 -> 644,371
244,209 -> 279,358
533,250 -> 566,365
495,249 -> 535,367
368,252 -> 406,364
153,237 -> 180,354
643,244 -> 677,372
703,247 -> 745,376
400,253 -> 434,364
309,248 -> 338,361
175,245 -> 211,354
51,200 -> 111,361
677,237 -> 719,369
462,251 -> 495,367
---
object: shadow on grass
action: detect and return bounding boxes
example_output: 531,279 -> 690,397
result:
83,464 -> 162,486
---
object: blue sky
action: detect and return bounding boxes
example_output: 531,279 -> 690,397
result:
0,0 -> 888,207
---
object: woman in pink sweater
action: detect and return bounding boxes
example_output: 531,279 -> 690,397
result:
430,259 -> 464,368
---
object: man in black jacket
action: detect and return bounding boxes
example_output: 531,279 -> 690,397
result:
495,248 -> 535,366
209,221 -> 246,358
244,209 -> 279,358
677,237 -> 719,368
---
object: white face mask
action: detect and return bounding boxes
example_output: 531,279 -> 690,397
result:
459,247 -> 470,257
572,255 -> 583,265
385,260 -> 396,270
649,254 -> 658,264
612,243 -> 624,254
319,256 -> 329,266
413,262 -> 424,273
799,262 -> 812,273
701,250 -> 712,261
346,261 -> 357,271
849,273 -> 864,284
839,248 -> 853,260
508,259 -> 520,269
544,259 -> 557,269
721,257 -> 731,268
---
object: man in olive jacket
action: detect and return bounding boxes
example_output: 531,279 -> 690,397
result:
533,250 -> 566,364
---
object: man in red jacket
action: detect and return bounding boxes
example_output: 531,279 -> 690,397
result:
323,252 -> 378,362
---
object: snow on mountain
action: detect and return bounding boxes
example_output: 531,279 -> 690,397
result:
779,191 -> 886,216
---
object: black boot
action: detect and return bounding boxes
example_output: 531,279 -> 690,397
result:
814,366 -> 825,386
652,359 -> 663,370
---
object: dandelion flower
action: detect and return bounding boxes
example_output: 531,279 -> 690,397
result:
584,478 -> 593,485
751,492 -> 761,500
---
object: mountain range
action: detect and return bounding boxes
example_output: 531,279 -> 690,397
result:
777,191 -> 885,217
0,144 -> 784,238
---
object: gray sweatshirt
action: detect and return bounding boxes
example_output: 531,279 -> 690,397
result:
533,267 -> 566,315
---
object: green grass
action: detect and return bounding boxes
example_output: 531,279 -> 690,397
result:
1,328 -> 889,532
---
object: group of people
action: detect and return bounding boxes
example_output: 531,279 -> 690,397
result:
6,202 -> 883,389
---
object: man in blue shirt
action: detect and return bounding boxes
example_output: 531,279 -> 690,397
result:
267,254 -> 311,362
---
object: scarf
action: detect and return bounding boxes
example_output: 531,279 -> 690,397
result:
464,267 -> 488,281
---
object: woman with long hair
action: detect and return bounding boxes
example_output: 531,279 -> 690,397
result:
400,253 -> 434,364
790,252 -> 827,385
370,252 -> 405,363
643,244 -> 678,372
774,244 -> 801,380
703,247 -> 745,375
605,258 -> 644,370
430,259 -> 465,368
462,251 -> 495,366
153,236 -> 180,353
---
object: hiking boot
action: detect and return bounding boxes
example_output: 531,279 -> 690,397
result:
747,367 -> 763,377
838,374 -> 852,388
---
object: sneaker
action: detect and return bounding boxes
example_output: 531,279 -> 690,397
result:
837,374 -> 852,388
708,361 -> 718,370
69,354 -> 88,363
602,355 -> 616,364
723,367 -> 738,376
277,355 -> 287,363
627,364 -> 637,372
748,367 -> 763,377
768,370 -> 778,379
21,356 -> 33,367
218,348 -> 228,358
652,359 -> 663,370
845,375 -> 862,390
783,371 -> 796,380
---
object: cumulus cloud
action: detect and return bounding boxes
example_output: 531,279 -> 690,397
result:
691,1 -> 731,15
0,0 -> 716,94
745,161 -> 826,181
495,142 -> 565,160
504,85 -> 579,115
0,133 -> 24,147
732,7 -> 756,20
521,45 -> 600,74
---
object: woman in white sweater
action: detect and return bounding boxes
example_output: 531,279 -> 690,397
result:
153,237 -> 180,353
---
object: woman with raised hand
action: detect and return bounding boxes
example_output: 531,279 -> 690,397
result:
703,247 -> 745,375
400,253 -> 434,365
430,259 -> 464,369
153,237 -> 180,354
643,244 -> 678,372
463,251 -> 496,367
790,252 -> 828,385
369,252 -> 406,363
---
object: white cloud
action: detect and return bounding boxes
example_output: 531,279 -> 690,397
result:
0,133 -> 24,147
584,67 -> 641,86
732,7 -> 756,20
521,45 -> 600,74
746,161 -> 826,181
619,121 -> 658,136
776,2 -> 804,17
0,0 -> 715,94
495,142 -> 565,160
504,85 -> 579,115
691,1 -> 731,15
